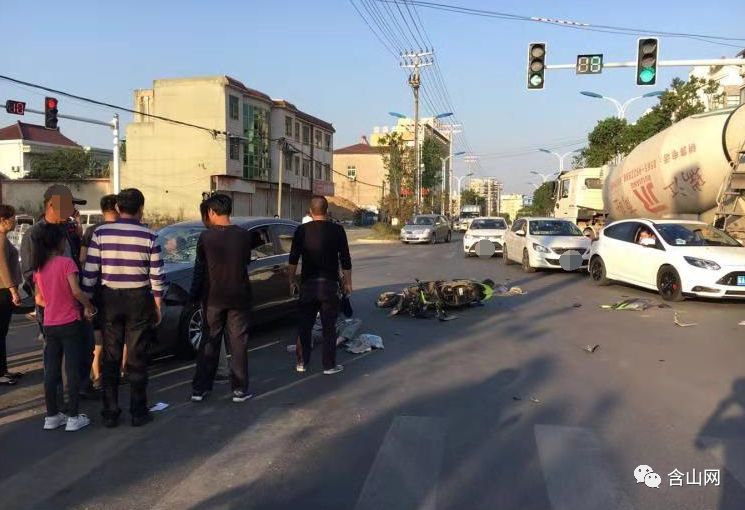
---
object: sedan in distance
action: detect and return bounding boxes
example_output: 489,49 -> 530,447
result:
463,217 -> 508,257
400,214 -> 452,244
503,217 -> 591,273
589,219 -> 745,301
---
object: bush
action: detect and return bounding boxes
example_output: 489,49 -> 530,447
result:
370,222 -> 400,239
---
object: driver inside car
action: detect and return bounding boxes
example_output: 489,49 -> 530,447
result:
637,228 -> 657,247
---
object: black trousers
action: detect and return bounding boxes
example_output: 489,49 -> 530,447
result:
43,321 -> 83,417
193,306 -> 250,393
296,279 -> 340,370
0,288 -> 13,375
100,287 -> 155,419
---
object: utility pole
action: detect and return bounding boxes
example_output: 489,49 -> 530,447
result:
401,50 -> 432,213
112,114 -> 120,193
277,138 -> 284,217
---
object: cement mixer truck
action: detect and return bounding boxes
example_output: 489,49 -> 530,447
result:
554,103 -> 745,237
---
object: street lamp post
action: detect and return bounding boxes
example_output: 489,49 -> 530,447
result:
454,172 -> 475,215
538,148 -> 579,173
530,170 -> 559,183
440,150 -> 465,214
579,90 -> 665,120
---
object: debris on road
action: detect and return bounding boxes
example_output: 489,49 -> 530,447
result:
600,298 -> 654,311
149,402 -> 169,412
583,344 -> 600,353
286,344 -> 296,353
529,396 -> 542,404
658,303 -> 672,309
495,284 -> 526,296
512,394 -> 541,404
512,395 -> 523,401
738,321 -> 745,326
673,312 -> 697,327
438,314 -> 459,322
378,278 -> 495,319
345,334 -> 384,354
572,303 -> 582,308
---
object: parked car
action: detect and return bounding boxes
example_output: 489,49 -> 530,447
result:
154,217 -> 300,358
589,219 -> 745,301
503,217 -> 591,272
463,217 -> 508,257
400,214 -> 452,244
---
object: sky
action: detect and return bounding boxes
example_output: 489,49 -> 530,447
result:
2,0 -> 744,194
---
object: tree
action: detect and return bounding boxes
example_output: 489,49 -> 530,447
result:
531,181 -> 555,216
498,212 -> 511,224
378,132 -> 415,221
576,117 -> 630,167
420,135 -> 447,212
460,189 -> 485,209
27,148 -> 108,180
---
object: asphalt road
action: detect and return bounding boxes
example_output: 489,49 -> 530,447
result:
2,234 -> 745,510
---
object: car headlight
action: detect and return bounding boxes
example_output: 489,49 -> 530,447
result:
532,243 -> 551,254
464,233 -> 473,240
684,256 -> 721,270
423,229 -> 432,235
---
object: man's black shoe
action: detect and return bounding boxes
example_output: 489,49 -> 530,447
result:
131,413 -> 153,427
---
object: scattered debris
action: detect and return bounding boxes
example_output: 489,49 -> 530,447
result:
738,321 -> 745,326
657,303 -> 672,309
393,331 -> 401,336
149,402 -> 169,412
572,303 -> 583,308
673,312 -> 697,327
512,394 -> 541,404
583,344 -> 600,353
495,285 -> 527,296
512,395 -> 523,401
346,334 -> 384,354
659,360 -> 665,362
286,344 -> 296,353
600,298 -> 654,311
438,314 -> 459,322
529,396 -> 542,404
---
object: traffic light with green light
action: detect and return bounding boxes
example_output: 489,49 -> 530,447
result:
44,97 -> 59,130
527,43 -> 546,90
636,38 -> 659,86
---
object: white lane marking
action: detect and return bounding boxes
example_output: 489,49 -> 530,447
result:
535,424 -> 636,510
152,407 -> 315,510
354,416 -> 447,510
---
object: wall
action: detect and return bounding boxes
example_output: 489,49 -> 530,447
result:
0,141 -> 25,179
500,194 -> 524,223
0,178 -> 112,214
332,152 -> 385,209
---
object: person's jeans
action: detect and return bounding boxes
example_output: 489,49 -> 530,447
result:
296,279 -> 340,370
43,321 -> 83,417
193,306 -> 250,393
0,288 -> 13,375
100,287 -> 155,419
78,321 -> 95,391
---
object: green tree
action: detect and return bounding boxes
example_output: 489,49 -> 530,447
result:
576,117 -> 630,167
420,135 -> 447,212
27,148 -> 106,180
460,189 -> 485,209
378,132 -> 415,221
531,181 -> 555,216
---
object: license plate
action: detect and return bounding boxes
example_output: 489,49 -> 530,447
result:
737,276 -> 745,286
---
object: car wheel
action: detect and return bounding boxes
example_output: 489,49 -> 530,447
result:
503,245 -> 514,265
657,265 -> 685,302
522,249 -> 536,273
589,256 -> 611,286
463,251 -> 471,258
176,303 -> 202,359
446,231 -> 452,243
430,233 -> 437,244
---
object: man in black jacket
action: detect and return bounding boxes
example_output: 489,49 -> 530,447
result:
189,194 -> 255,403
289,195 -> 352,375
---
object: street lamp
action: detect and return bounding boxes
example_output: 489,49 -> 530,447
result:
455,172 -> 475,214
530,170 -> 559,183
441,150 -> 466,214
538,148 -> 580,173
526,181 -> 540,190
579,90 -> 664,120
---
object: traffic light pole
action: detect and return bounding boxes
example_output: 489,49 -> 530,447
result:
2,102 -> 122,193
546,58 -> 745,70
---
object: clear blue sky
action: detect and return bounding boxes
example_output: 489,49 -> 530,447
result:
2,0 -> 743,194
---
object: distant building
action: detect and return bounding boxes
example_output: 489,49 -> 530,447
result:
499,193 -> 525,223
469,177 -> 503,216
124,75 -> 334,220
689,52 -> 745,111
332,138 -> 385,212
0,121 -> 112,179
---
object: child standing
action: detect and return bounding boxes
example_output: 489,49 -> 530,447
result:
33,223 -> 95,431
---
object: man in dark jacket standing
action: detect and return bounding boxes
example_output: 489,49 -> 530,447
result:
189,194 -> 254,403
289,195 -> 352,375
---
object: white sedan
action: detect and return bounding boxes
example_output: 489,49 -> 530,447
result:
503,217 -> 592,272
463,217 -> 508,257
589,219 -> 745,301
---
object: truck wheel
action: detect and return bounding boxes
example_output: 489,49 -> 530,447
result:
522,249 -> 536,273
503,245 -> 514,265
657,266 -> 685,302
589,256 -> 610,286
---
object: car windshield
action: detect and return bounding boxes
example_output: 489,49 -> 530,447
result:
654,223 -> 741,247
470,219 -> 506,230
156,225 -> 206,264
529,220 -> 583,236
460,212 -> 480,219
411,216 -> 434,226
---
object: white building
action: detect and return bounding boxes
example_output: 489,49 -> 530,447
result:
0,121 -> 112,179
499,193 -> 525,223
689,56 -> 744,111
469,177 -> 503,216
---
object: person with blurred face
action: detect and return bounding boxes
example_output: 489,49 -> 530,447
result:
0,205 -> 22,386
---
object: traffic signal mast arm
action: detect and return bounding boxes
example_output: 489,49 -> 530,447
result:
545,58 -> 745,69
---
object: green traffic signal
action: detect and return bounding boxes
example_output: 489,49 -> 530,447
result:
639,68 -> 656,84
636,38 -> 658,86
527,43 -> 546,90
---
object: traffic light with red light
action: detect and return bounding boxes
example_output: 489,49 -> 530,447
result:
527,43 -> 547,90
44,97 -> 59,129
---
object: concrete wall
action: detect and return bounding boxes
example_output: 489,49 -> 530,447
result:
332,152 -> 385,210
0,179 -> 112,215
0,141 -> 25,179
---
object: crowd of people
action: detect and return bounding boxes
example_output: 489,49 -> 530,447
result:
0,185 -> 352,432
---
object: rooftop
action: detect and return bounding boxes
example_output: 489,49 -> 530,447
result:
0,122 -> 80,147
333,143 -> 380,155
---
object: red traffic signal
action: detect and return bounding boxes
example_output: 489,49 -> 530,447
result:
44,96 -> 59,130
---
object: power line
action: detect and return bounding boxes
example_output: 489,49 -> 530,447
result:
376,0 -> 745,47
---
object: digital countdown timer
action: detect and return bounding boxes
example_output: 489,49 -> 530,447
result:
4,100 -> 26,115
576,54 -> 604,75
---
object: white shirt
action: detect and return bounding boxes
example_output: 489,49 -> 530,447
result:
302,215 -> 313,224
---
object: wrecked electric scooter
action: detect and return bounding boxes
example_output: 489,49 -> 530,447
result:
376,278 -> 495,320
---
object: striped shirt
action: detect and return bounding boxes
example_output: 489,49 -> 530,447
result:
81,218 -> 165,297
